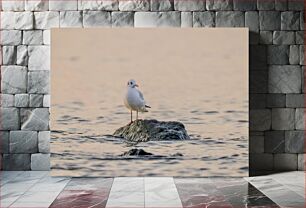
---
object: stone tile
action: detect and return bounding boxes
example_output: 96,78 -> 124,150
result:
0,94 -> 14,107
216,11 -> 244,27
64,178 -> 113,191
34,11 -> 59,29
257,0 -> 274,10
295,108 -> 304,130
174,0 -> 205,11
288,0 -> 304,10
26,0 -> 49,11
289,45 -> 300,64
43,30 -> 50,45
0,108 -> 20,130
281,11 -> 300,30
2,1 -> 24,11
28,176 -> 70,192
300,11 -> 304,30
285,130 -> 304,153
50,189 -> 108,208
260,31 -> 272,44
112,12 -> 134,27
264,131 -> 285,153
135,12 -> 180,27
79,0 -> 119,10
274,153 -> 298,170
259,11 -> 281,30
295,31 -> 304,44
206,0 -> 233,10
0,131 -> 10,154
49,0 -> 78,10
14,11 -> 34,30
60,11 -> 83,27
3,154 -> 31,170
83,11 -> 111,27
145,177 -> 177,192
250,71 -> 268,93
38,131 -> 50,153
29,94 -> 44,107
267,45 -> 289,64
1,66 -> 27,94
299,45 -> 304,65
10,131 -> 38,153
111,177 -> 144,192
31,153 -> 50,170
17,45 -> 28,66
10,191 -> 60,208
145,177 -> 182,207
15,94 -> 29,107
193,12 -> 215,27
246,176 -> 304,207
272,108 -> 295,130
298,154 -> 305,170
249,135 -> 264,153
119,0 -> 150,11
250,109 -> 271,131
250,93 -> 266,109
28,71 -> 50,94
21,108 -> 49,131
28,46 -> 50,71
23,30 -> 43,45
275,0 -> 287,11
245,11 -> 258,32
145,189 -> 182,207
43,95 -> 50,107
2,46 -> 17,65
233,0 -> 256,10
250,45 -> 267,68
286,94 -> 304,107
181,12 -> 192,27
273,31 -> 295,44
1,30 -> 22,45
266,93 -> 286,107
249,153 -> 273,170
1,12 -> 15,29
268,65 -> 301,93
151,0 -> 173,11
106,192 -> 144,207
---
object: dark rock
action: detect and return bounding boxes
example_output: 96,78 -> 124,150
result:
113,119 -> 190,142
120,148 -> 153,156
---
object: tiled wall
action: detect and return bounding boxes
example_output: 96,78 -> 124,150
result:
0,0 -> 304,175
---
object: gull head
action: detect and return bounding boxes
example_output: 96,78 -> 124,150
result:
127,79 -> 138,88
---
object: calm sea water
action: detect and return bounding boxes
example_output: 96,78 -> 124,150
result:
51,29 -> 248,177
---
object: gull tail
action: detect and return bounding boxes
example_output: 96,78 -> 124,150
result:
145,105 -> 151,108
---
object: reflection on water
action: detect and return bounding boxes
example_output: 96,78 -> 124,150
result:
51,29 -> 248,177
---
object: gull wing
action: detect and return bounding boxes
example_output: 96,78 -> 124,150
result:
137,89 -> 145,101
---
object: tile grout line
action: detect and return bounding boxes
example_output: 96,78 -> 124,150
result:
7,172 -> 48,207
9,175 -> 71,208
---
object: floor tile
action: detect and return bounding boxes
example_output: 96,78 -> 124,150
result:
106,191 -> 144,208
175,178 -> 232,208
50,178 -> 113,208
27,176 -> 70,192
50,190 -> 109,208
268,171 -> 305,198
111,177 -> 144,192
246,176 -> 305,208
145,177 -> 182,208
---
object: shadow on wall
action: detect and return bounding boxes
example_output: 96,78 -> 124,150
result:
249,30 -> 304,176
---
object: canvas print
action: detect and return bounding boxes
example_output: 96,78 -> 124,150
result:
51,28 -> 248,177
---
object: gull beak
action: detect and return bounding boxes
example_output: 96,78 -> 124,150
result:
135,84 -> 139,87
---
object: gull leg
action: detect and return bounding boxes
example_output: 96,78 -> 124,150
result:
136,111 -> 138,120
130,110 -> 133,123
